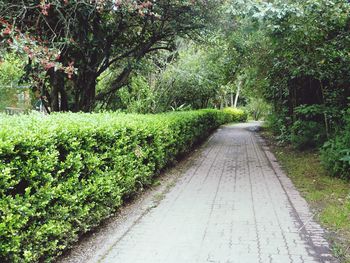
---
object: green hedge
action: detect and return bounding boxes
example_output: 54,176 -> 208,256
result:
0,109 -> 232,262
321,109 -> 350,179
222,107 -> 248,122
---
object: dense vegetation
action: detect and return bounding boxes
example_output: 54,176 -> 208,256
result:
0,54 -> 31,111
0,109 -> 241,262
0,0 -> 219,112
0,0 -> 348,175
223,0 -> 350,180
235,1 -> 350,256
0,0 -> 350,260
321,110 -> 350,179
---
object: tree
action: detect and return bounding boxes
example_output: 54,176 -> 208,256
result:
258,0 -> 350,133
0,53 -> 29,111
155,41 -> 231,110
0,0 -> 218,112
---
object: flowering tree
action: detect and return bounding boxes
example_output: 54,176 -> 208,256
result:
0,0 -> 216,111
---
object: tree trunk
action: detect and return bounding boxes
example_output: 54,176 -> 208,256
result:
59,80 -> 68,111
74,73 -> 97,112
49,70 -> 59,112
319,80 -> 330,139
50,82 -> 59,112
49,71 -> 67,112
95,65 -> 133,102
234,81 -> 241,108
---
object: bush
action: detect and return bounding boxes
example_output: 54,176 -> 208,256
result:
289,105 -> 328,150
321,110 -> 350,179
0,53 -> 30,112
291,120 -> 326,150
245,98 -> 271,121
222,107 -> 248,122
265,112 -> 292,145
0,109 -> 230,262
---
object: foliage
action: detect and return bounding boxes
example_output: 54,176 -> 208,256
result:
289,104 -> 327,149
226,0 -> 349,177
230,0 -> 350,131
98,39 -> 241,113
291,120 -> 326,150
118,75 -> 156,114
222,107 -> 248,122
0,53 -> 24,86
245,97 -> 270,121
155,42 -> 230,110
0,0 -> 219,112
0,109 -> 230,262
321,109 -> 350,179
265,110 -> 292,145
0,53 -> 30,111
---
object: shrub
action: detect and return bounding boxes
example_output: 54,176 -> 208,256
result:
222,107 -> 248,122
245,98 -> 271,121
289,105 -> 328,150
321,109 -> 350,179
265,112 -> 292,145
291,120 -> 326,150
0,109 -> 230,262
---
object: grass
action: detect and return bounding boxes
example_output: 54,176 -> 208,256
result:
261,130 -> 350,262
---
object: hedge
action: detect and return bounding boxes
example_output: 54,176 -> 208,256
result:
222,107 -> 248,123
0,109 -> 239,262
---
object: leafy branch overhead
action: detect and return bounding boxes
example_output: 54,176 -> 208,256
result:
0,0 -> 218,111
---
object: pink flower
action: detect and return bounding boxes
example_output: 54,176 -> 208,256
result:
3,27 -> 11,35
44,62 -> 56,70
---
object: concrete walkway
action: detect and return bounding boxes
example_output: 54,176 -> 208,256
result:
98,123 -> 336,263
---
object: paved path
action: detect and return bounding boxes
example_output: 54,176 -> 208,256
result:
99,123 -> 336,263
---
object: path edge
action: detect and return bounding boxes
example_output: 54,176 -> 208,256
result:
253,131 -> 338,263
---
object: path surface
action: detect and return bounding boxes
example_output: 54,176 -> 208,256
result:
73,123 -> 337,263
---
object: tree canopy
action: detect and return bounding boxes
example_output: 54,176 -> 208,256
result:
0,0 -> 218,111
